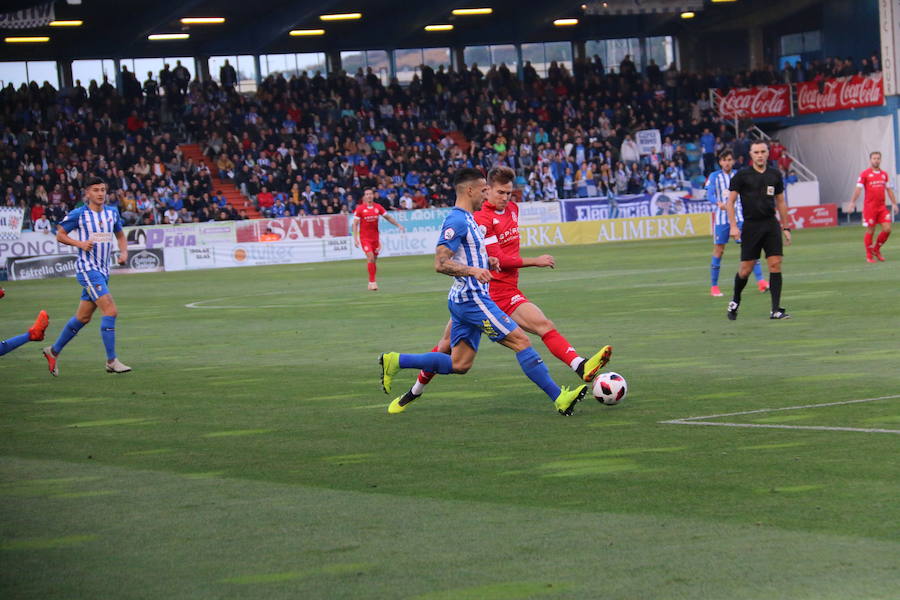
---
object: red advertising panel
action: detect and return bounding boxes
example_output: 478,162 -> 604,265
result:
787,204 -> 838,229
235,214 -> 349,242
796,74 -> 885,114
718,85 -> 792,119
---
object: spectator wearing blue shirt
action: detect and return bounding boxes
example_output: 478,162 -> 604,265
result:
700,128 -> 716,176
167,193 -> 183,212
271,197 -> 286,218
405,170 -> 420,187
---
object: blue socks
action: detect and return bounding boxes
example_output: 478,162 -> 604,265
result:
52,316 -> 86,355
0,333 -> 31,357
752,261 -> 764,281
710,256 -> 721,286
399,352 -> 453,374
516,347 -> 561,401
100,316 -> 116,360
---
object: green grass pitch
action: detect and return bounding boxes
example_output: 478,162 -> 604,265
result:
1,225 -> 899,599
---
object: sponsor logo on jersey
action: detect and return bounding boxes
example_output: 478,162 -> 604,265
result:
481,319 -> 498,337
90,232 -> 114,243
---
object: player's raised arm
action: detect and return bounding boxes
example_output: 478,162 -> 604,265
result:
726,190 -> 740,240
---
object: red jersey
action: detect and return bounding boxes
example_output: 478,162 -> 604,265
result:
354,202 -> 386,239
857,168 -> 890,208
475,200 -> 522,288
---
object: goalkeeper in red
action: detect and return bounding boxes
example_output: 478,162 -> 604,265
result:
391,166 -> 612,412
849,151 -> 897,262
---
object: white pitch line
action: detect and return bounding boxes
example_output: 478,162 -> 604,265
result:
661,395 -> 900,435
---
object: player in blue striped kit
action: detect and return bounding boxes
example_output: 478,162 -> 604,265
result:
707,150 -> 768,297
379,168 -> 587,415
42,176 -> 132,376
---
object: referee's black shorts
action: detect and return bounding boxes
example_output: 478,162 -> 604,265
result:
740,219 -> 783,261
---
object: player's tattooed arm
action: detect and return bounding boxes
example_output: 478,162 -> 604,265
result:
435,246 -> 492,283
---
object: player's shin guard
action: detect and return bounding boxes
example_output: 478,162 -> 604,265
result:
51,316 -> 85,355
398,352 -> 453,374
100,316 -> 116,361
710,256 -> 721,286
367,262 -> 377,283
0,333 -> 30,356
864,232 -> 874,252
876,230 -> 891,248
752,261 -> 764,281
540,330 -> 581,369
769,272 -> 783,312
515,347 -> 561,402
732,274 -> 749,304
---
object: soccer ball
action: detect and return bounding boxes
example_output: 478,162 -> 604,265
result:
593,372 -> 627,405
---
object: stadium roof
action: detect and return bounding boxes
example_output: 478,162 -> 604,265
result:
1,0 -> 824,61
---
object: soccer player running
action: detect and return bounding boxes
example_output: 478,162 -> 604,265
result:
726,142 -> 792,321
707,150 -> 768,297
379,168 -> 588,415
848,151 -> 898,262
392,166 -> 612,411
42,176 -> 132,375
352,188 -> 405,290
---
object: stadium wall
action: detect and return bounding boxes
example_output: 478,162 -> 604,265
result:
775,106 -> 898,209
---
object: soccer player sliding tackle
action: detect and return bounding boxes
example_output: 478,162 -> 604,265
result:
379,167 -> 597,415
849,151 -> 897,263
42,176 -> 132,376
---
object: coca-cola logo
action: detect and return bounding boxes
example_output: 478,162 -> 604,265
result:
797,75 -> 884,114
719,86 -> 790,118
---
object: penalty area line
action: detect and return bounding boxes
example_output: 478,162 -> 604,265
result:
661,394 -> 900,435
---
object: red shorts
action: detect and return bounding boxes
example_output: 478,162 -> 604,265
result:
360,238 -> 381,255
490,285 -> 530,315
863,205 -> 892,227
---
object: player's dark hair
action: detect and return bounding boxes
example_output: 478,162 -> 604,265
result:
718,150 -> 734,161
487,166 -> 515,186
83,175 -> 106,188
749,140 -> 769,151
453,167 -> 485,188
870,151 -> 882,158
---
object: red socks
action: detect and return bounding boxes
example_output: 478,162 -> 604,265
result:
864,232 -> 874,252
367,262 -> 377,283
875,230 -> 890,248
541,329 -> 580,368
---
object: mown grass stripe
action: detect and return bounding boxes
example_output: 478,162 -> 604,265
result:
222,562 -> 374,584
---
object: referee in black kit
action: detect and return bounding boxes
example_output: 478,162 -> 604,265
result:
726,141 -> 792,320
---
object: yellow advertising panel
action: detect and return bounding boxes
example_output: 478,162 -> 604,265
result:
519,213 -> 711,248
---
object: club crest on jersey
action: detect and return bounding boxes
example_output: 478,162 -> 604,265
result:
479,225 -> 487,237
443,228 -> 455,240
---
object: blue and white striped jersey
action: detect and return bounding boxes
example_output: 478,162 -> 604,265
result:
437,207 -> 490,303
706,169 -> 744,225
59,205 -> 123,277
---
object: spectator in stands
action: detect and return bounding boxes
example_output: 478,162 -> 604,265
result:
620,135 -> 640,164
33,211 -> 52,234
256,186 -> 275,216
700,128 -> 716,176
219,60 -> 237,90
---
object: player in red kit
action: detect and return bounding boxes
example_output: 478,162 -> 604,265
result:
390,166 -> 612,411
352,188 -> 405,290
849,151 -> 898,262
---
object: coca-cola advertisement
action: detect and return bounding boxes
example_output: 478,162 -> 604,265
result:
786,204 -> 838,229
796,74 -> 885,114
235,214 -> 349,243
717,85 -> 792,119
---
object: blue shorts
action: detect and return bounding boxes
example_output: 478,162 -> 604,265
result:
76,270 -> 110,302
714,222 -> 744,245
448,295 -> 518,352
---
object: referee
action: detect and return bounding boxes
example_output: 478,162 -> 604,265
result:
726,141 -> 792,320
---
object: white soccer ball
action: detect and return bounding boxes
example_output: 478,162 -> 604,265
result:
593,372 -> 627,405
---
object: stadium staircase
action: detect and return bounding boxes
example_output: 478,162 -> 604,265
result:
708,89 -> 818,183
177,144 -> 261,219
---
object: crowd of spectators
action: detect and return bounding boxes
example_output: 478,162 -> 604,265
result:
0,50 -> 881,229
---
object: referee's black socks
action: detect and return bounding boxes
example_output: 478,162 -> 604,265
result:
732,273 -> 749,304
770,272 -> 783,311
